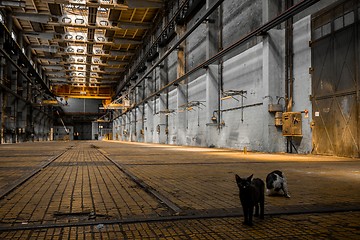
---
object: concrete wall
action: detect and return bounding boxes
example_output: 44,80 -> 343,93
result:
292,16 -> 313,153
112,1 -> 343,154
54,126 -> 73,141
59,98 -> 102,113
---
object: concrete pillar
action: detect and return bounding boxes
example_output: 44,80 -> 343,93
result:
262,31 -> 285,152
17,65 -> 27,142
152,67 -> 160,143
176,25 -> 187,145
7,53 -> 18,143
16,101 -> 26,142
145,102 -> 154,143
158,48 -> 168,144
144,74 -> 154,142
135,85 -> 144,142
205,0 -> 220,147
0,89 -> 3,144
120,115 -> 123,141
111,119 -> 116,140
0,35 -> 4,143
131,109 -> 136,141
125,112 -> 130,141
263,1 -> 287,152
25,99 -> 33,141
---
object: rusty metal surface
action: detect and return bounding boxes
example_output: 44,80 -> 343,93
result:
311,1 -> 360,157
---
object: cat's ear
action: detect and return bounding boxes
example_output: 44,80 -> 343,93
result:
247,174 -> 253,181
235,174 -> 241,183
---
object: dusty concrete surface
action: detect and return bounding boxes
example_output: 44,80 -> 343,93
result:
0,140 -> 359,239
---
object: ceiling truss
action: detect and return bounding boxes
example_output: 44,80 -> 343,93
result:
1,0 -> 164,99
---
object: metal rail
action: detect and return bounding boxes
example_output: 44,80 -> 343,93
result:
95,147 -> 183,215
1,202 -> 359,232
0,148 -> 70,200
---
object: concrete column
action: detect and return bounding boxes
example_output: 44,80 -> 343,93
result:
0,37 -> 4,143
129,90 -> 135,141
147,101 -> 155,143
7,53 -> 18,143
17,66 -> 27,142
262,1 -> 286,152
205,0 -> 220,147
131,109 -> 136,141
16,100 -> 26,142
0,90 -> 3,144
121,116 -> 125,141
38,112 -> 43,141
176,25 -> 187,145
158,48 -> 168,144
31,108 -> 37,141
118,116 -> 123,140
262,29 -> 285,152
111,119 -> 116,140
152,67 -> 160,143
136,85 -> 144,142
144,73 -> 154,142
25,99 -> 33,141
125,111 -> 130,141
117,118 -> 121,140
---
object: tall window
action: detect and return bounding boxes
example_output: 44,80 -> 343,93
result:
11,31 -> 17,41
0,12 -> 4,24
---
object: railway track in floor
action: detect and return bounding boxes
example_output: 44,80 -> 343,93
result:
0,143 -> 182,233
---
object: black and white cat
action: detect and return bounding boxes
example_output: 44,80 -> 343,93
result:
266,170 -> 290,198
235,174 -> 265,226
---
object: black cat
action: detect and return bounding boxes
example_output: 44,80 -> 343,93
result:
235,174 -> 265,226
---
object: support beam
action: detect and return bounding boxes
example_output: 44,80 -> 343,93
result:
205,0 -> 220,147
175,25 -> 187,145
127,0 -> 163,9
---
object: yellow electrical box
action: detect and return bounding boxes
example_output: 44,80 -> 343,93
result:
42,100 -> 58,105
282,112 -> 302,136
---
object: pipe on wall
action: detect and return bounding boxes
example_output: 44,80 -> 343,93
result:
285,0 -> 294,112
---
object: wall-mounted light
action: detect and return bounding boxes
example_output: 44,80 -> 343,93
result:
221,90 -> 247,101
220,95 -> 233,101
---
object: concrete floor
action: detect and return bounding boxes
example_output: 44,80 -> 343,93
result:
0,141 -> 359,239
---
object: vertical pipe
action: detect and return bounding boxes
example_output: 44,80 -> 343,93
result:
142,82 -> 145,140
285,0 -> 294,153
218,2 -> 223,130
285,0 -> 294,112
166,84 -> 169,143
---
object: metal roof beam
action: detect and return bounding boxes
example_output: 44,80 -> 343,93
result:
0,0 -> 26,8
127,0 -> 163,9
47,0 -> 128,10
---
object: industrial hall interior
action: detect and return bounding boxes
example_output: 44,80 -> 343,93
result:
1,0 -> 360,239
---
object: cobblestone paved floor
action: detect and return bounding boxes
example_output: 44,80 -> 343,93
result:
0,140 -> 359,239
0,212 -> 359,239
0,141 -> 72,196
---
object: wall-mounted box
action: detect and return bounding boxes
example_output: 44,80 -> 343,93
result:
268,104 -> 283,113
282,112 -> 302,136
275,111 -> 283,127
